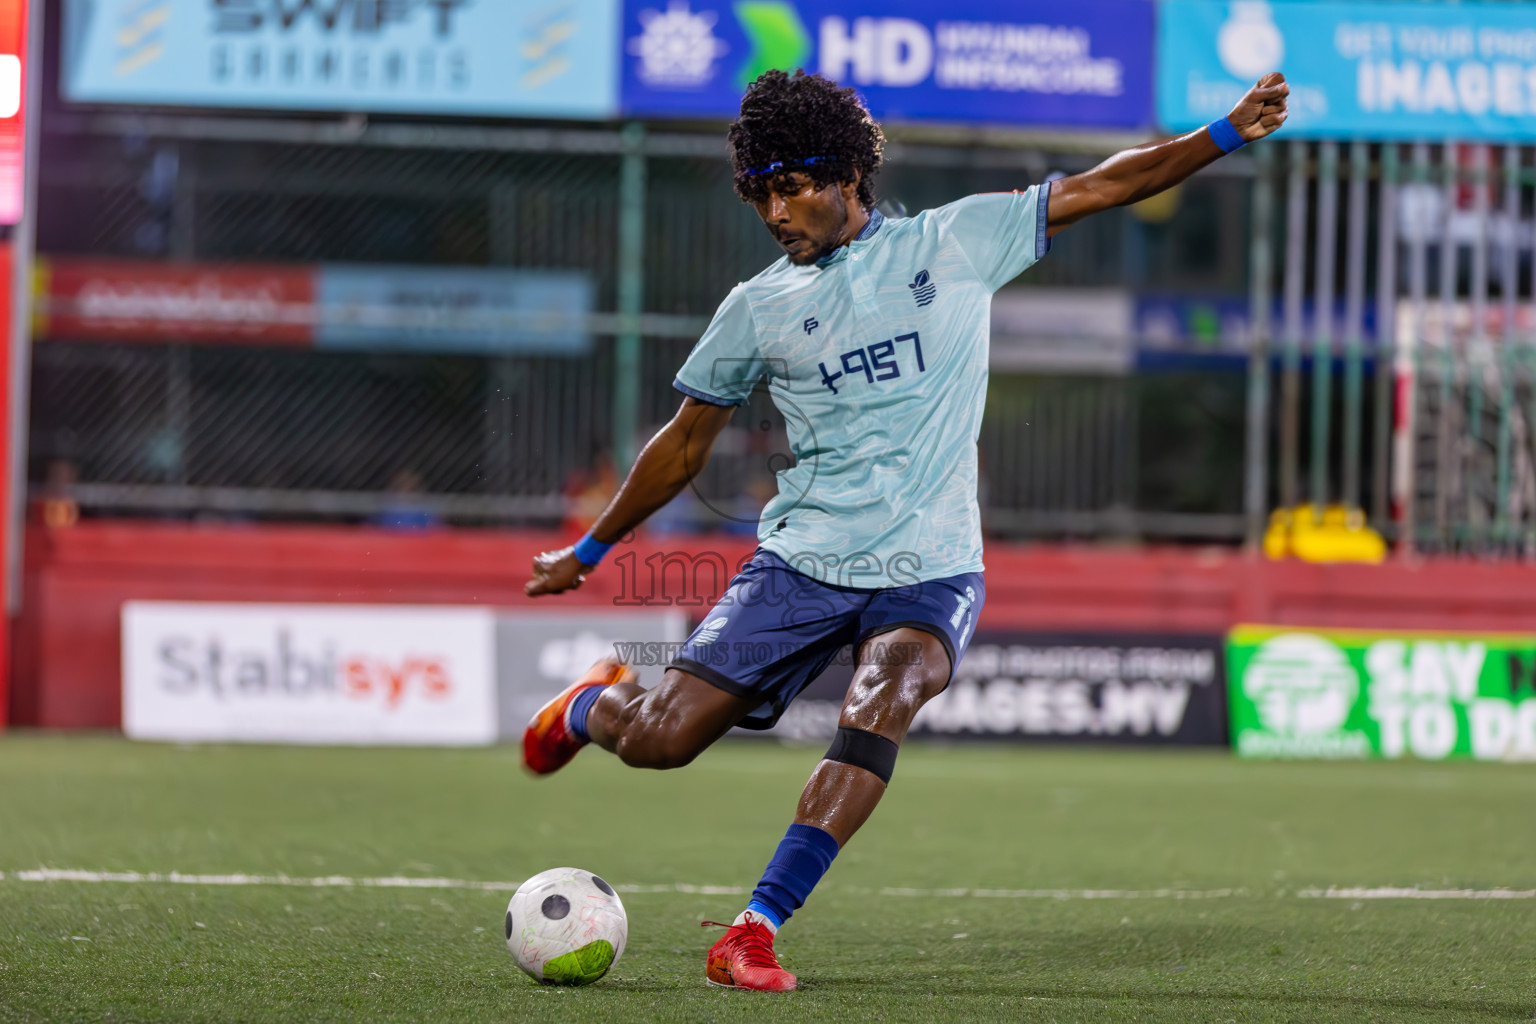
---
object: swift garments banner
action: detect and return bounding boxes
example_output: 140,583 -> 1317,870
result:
61,0 -> 619,119
123,602 -> 498,745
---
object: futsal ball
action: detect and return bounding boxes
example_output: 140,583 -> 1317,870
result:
505,867 -> 628,985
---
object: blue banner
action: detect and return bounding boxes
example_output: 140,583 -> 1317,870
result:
61,0 -> 620,119
315,265 -> 594,355
1158,0 -> 1536,141
621,0 -> 1153,129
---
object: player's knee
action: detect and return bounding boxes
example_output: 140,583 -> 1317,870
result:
843,670 -> 934,732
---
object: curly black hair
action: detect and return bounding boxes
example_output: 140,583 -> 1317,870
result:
728,70 -> 884,209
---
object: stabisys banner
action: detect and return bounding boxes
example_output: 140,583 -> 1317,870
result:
123,602 -> 499,746
1228,625 -> 1536,760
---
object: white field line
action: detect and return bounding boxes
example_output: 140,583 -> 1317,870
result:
0,869 -> 743,895
0,870 -> 1531,901
883,887 -> 1247,899
1296,886 -> 1536,900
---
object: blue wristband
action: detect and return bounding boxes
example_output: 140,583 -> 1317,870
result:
1207,117 -> 1247,154
572,532 -> 613,566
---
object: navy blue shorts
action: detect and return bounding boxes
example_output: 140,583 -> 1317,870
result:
668,549 -> 985,730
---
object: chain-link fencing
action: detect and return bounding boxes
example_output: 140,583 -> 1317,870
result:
31,113 -> 1266,542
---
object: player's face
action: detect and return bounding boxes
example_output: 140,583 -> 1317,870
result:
753,173 -> 851,266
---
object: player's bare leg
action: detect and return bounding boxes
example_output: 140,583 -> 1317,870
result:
524,660 -> 755,775
789,627 -> 948,842
587,668 -> 756,769
706,627 -> 950,992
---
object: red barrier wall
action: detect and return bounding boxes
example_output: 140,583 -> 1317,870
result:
12,521 -> 1536,729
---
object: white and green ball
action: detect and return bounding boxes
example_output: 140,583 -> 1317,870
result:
505,867 -> 628,986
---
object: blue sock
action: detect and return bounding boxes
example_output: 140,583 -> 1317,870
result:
566,685 -> 606,743
746,823 -> 840,928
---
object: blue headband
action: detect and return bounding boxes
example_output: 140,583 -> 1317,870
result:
744,155 -> 839,177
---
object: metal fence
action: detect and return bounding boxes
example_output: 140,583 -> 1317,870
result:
1247,140 -> 1536,557
33,111 -> 1263,542
37,112 -> 1536,556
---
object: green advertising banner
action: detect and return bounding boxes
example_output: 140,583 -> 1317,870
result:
1228,625 -> 1536,760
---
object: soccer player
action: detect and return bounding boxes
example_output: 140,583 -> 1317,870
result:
524,69 -> 1288,991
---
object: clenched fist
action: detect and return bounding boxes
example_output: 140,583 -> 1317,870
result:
1228,72 -> 1290,142
525,546 -> 590,597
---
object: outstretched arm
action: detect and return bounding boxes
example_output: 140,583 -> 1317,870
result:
1047,73 -> 1289,238
525,397 -> 736,596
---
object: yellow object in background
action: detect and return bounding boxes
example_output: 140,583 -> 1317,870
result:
1264,504 -> 1387,563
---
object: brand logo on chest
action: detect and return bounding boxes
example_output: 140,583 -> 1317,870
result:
908,269 -> 936,307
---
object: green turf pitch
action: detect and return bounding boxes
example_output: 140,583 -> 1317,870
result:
1,735 -> 1533,1023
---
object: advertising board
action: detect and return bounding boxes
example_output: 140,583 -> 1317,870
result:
123,602 -> 498,745
747,632 -> 1227,745
314,265 -> 594,355
1158,0 -> 1536,140
36,259 -> 316,345
495,610 -> 690,741
1228,625 -> 1536,760
621,0 -> 1153,129
61,0 -> 619,119
35,259 -> 594,354
0,0 -> 26,225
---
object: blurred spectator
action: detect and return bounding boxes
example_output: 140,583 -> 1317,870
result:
36,459 -> 81,529
369,468 -> 441,531
562,451 -> 618,538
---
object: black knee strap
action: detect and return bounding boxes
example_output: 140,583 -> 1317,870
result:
824,726 -> 898,784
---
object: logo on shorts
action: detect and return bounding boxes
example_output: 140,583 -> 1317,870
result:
948,586 -> 975,629
691,616 -> 731,646
908,269 -> 936,307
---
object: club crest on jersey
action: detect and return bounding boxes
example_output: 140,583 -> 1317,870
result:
908,269 -> 936,307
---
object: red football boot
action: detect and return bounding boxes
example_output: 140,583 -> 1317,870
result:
522,658 -> 635,776
703,917 -> 797,992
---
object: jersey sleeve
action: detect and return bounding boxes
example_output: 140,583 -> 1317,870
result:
673,285 -> 768,407
930,185 -> 1052,292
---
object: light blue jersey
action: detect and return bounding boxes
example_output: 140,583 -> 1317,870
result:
673,186 -> 1050,587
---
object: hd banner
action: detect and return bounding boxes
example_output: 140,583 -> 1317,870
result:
749,631 -> 1226,745
621,0 -> 1154,129
61,0 -> 619,119
1229,625 -> 1536,761
1159,0 -> 1536,141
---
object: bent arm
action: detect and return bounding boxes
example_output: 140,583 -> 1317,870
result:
1047,72 -> 1289,238
585,396 -> 736,544
525,396 -> 735,596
